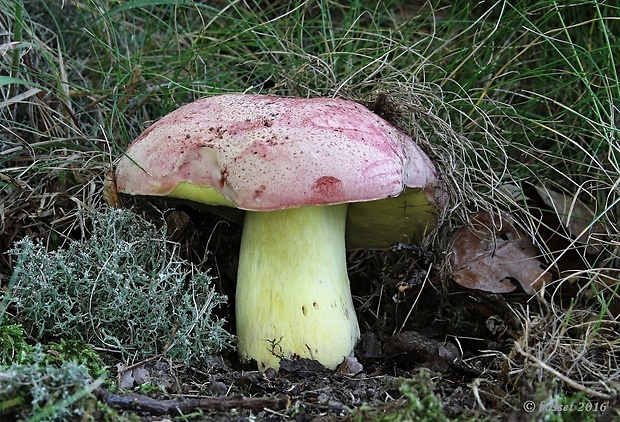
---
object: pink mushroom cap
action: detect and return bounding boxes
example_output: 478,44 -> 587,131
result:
115,94 -> 439,211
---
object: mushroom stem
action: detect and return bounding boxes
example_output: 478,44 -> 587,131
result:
236,204 -> 360,371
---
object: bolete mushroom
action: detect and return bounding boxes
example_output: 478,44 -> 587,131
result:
115,94 -> 441,370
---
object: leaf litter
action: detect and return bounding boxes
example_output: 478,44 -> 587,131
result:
450,211 -> 552,294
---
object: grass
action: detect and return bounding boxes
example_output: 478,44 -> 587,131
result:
1,0 -> 619,420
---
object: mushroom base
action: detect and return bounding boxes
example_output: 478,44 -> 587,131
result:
236,204 -> 360,371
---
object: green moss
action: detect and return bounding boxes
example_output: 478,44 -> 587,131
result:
46,340 -> 108,381
0,322 -> 33,365
540,391 -> 598,422
0,345 -> 94,420
0,345 -> 139,421
348,369 -> 481,422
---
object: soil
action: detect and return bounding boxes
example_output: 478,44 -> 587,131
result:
106,333 -> 488,421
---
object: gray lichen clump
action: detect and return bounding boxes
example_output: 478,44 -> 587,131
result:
9,208 -> 233,365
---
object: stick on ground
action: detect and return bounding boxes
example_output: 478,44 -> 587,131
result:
95,389 -> 290,415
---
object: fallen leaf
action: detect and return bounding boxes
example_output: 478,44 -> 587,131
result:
103,169 -> 122,207
450,211 -> 551,294
533,184 -> 607,255
117,364 -> 150,389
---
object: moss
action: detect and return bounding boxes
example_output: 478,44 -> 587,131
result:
45,340 -> 108,381
0,343 -> 140,421
539,391 -> 598,422
347,369 -> 481,422
0,345 -> 94,420
0,322 -> 33,365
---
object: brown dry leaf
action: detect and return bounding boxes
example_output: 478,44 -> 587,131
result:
103,168 -> 122,207
450,211 -> 551,294
534,184 -> 607,255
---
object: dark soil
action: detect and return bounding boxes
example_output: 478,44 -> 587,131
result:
104,333 -> 488,421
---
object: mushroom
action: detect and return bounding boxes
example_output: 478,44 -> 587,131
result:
115,94 -> 441,371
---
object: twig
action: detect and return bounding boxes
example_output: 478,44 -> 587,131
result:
94,389 -> 290,415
